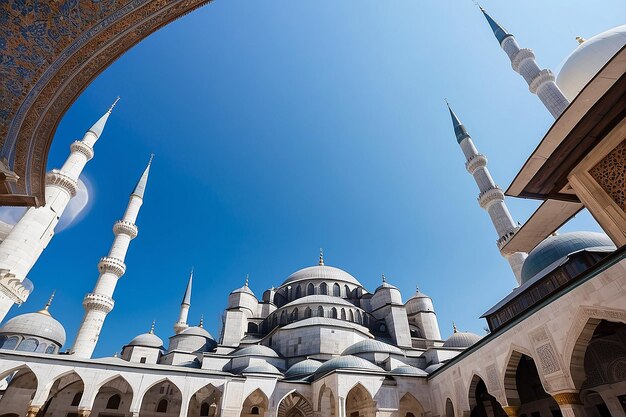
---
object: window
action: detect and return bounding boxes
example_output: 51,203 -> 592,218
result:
140,357 -> 147,363
331,308 -> 338,319
333,283 -> 340,296
71,392 -> 83,407
45,345 -> 56,354
1,336 -> 19,350
304,308 -> 312,318
157,399 -> 168,413
200,402 -> 210,416
320,282 -> 328,295
307,283 -> 315,296
17,338 -> 38,352
341,309 -> 346,320
294,285 -> 301,299
317,306 -> 324,317
106,394 -> 121,409
251,406 -> 260,415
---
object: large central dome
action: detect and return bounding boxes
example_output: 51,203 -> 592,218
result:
281,265 -> 362,287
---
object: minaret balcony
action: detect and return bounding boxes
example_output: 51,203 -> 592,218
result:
529,69 -> 556,94
511,48 -> 535,72
465,154 -> 488,174
70,141 -> 94,161
478,186 -> 505,209
97,256 -> 126,277
497,226 -> 522,250
113,220 -> 138,239
0,270 -> 30,304
45,169 -> 78,197
82,293 -> 114,313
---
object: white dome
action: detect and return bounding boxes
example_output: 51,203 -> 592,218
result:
128,332 -> 164,349
233,345 -> 279,358
557,25 -> 626,100
443,331 -> 481,348
0,310 -> 66,346
281,265 -> 362,287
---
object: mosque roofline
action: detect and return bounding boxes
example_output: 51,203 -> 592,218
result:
506,44 -> 626,201
426,246 -> 626,379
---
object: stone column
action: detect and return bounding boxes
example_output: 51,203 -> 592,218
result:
599,393 -> 626,417
553,393 -> 587,417
77,410 -> 91,417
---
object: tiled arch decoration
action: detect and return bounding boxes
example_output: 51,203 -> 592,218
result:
0,0 -> 211,205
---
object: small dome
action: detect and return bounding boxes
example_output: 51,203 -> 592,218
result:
241,362 -> 282,375
405,290 -> 435,315
375,281 -> 399,292
285,359 -> 323,379
180,326 -> 214,340
281,265 -> 362,287
391,365 -> 428,376
230,284 -> 254,295
0,309 -> 66,346
342,339 -> 404,356
557,25 -> 626,100
424,363 -> 444,373
314,355 -> 382,378
520,232 -> 615,283
233,345 -> 279,358
443,331 -> 481,348
128,332 -> 164,349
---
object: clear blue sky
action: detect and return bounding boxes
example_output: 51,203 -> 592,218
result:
7,0 -> 625,357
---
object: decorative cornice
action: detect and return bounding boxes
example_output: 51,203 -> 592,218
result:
478,186 -> 505,209
70,141 -> 95,161
113,220 -> 138,239
45,169 -> 78,197
97,256 -> 126,277
0,270 -> 30,304
465,154 -> 488,174
529,69 -> 556,94
82,292 -> 115,313
511,48 -> 535,73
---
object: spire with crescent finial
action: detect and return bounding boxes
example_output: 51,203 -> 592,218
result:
150,320 -> 156,334
245,274 -> 249,287
453,322 -> 458,333
39,290 -> 56,316
382,273 -> 386,283
319,248 -> 324,266
132,154 -> 154,199
199,315 -> 204,328
479,6 -> 512,45
88,97 -> 120,139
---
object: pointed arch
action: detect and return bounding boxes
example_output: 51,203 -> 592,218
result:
188,383 -> 222,417
277,390 -> 313,417
399,393 -> 424,417
91,375 -> 133,416
333,283 -> 341,297
330,307 -> 338,319
502,349 -> 531,407
340,308 -> 346,320
345,383 -> 376,417
307,283 -> 315,296
295,285 -> 302,299
36,371 -> 85,417
305,307 -> 312,319
240,388 -> 268,417
446,398 -> 455,417
320,282 -> 328,295
0,364 -> 38,417
317,306 -> 324,317
138,378 -> 182,417
317,384 -> 336,417
467,374 -> 506,417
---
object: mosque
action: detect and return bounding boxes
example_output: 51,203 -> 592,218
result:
0,6 -> 625,417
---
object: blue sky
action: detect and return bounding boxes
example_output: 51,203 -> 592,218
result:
5,0 -> 625,357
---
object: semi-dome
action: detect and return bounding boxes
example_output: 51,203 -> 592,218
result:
557,25 -> 626,100
391,365 -> 428,376
285,359 -> 323,379
128,332 -> 164,349
520,232 -> 615,284
314,355 -> 382,378
342,339 -> 404,356
233,344 -> 279,358
0,309 -> 66,346
281,265 -> 362,287
424,363 -> 444,373
443,331 -> 481,348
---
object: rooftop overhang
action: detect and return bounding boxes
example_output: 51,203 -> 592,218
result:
506,44 -> 626,202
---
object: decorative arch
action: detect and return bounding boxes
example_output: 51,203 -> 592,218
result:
307,283 -> 315,296
187,383 -> 222,417
277,390 -> 313,417
320,282 -> 328,295
91,375 -> 133,416
36,371 -> 85,417
138,378 -> 183,417
333,283 -> 340,297
502,348 -> 533,407
0,364 -> 39,417
467,375 -> 506,417
240,388 -> 268,417
445,398 -> 455,417
317,384 -> 336,417
398,393 -> 424,417
345,383 -> 376,417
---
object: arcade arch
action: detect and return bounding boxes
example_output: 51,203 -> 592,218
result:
138,379 -> 182,417
345,383 -> 376,417
240,389 -> 268,417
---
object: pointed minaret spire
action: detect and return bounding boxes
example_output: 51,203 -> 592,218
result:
39,290 -> 56,316
199,315 -> 204,328
477,7 -> 569,118
174,268 -> 193,334
132,153 -> 153,199
0,100 -> 120,322
319,248 -> 324,266
149,320 -> 156,334
447,103 -> 527,284
381,273 -> 386,283
88,97 -> 120,141
245,274 -> 249,287
71,157 -> 152,358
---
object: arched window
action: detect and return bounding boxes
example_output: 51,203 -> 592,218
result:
1,336 -> 19,350
292,308 -> 299,321
35,342 -> 47,353
45,345 -> 56,354
349,310 -> 354,322
294,285 -> 301,299
200,402 -> 210,416
317,306 -> 324,317
304,307 -> 312,318
320,282 -> 328,295
356,310 -> 362,323
307,283 -> 315,295
106,394 -> 121,409
71,392 -> 83,406
280,310 -> 287,325
157,399 -> 168,413
17,338 -> 38,352
333,283 -> 340,296
344,285 -> 350,297
251,406 -> 260,415
331,307 -> 338,319
341,308 -> 346,320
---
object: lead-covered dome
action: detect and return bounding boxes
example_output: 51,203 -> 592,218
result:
520,232 -> 615,284
233,345 -> 279,358
285,359 -> 323,379
342,339 -> 404,356
281,265 -> 362,287
391,365 -> 428,376
443,331 -> 481,348
0,309 -> 66,346
557,25 -> 626,100
314,355 -> 382,378
128,332 -> 164,349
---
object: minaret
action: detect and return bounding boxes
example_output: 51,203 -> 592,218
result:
70,155 -> 153,358
480,7 -> 569,118
174,268 -> 193,334
447,104 -> 527,284
0,99 -> 119,322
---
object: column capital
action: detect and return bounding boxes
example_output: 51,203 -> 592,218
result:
502,406 -> 520,417
552,392 -> 582,406
26,406 -> 41,417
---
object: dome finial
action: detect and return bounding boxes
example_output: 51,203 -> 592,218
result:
108,96 -> 121,113
150,320 -> 156,334
44,290 -> 56,311
382,273 -> 386,283
576,36 -> 586,45
199,315 -> 204,328
416,285 -> 420,294
319,248 -> 324,266
245,274 -> 249,287
113,351 -> 119,358
453,322 -> 458,333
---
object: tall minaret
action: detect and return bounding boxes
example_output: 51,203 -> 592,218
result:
174,269 -> 193,334
447,104 -> 527,284
71,155 -> 153,358
480,7 -> 569,118
0,99 -> 119,322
